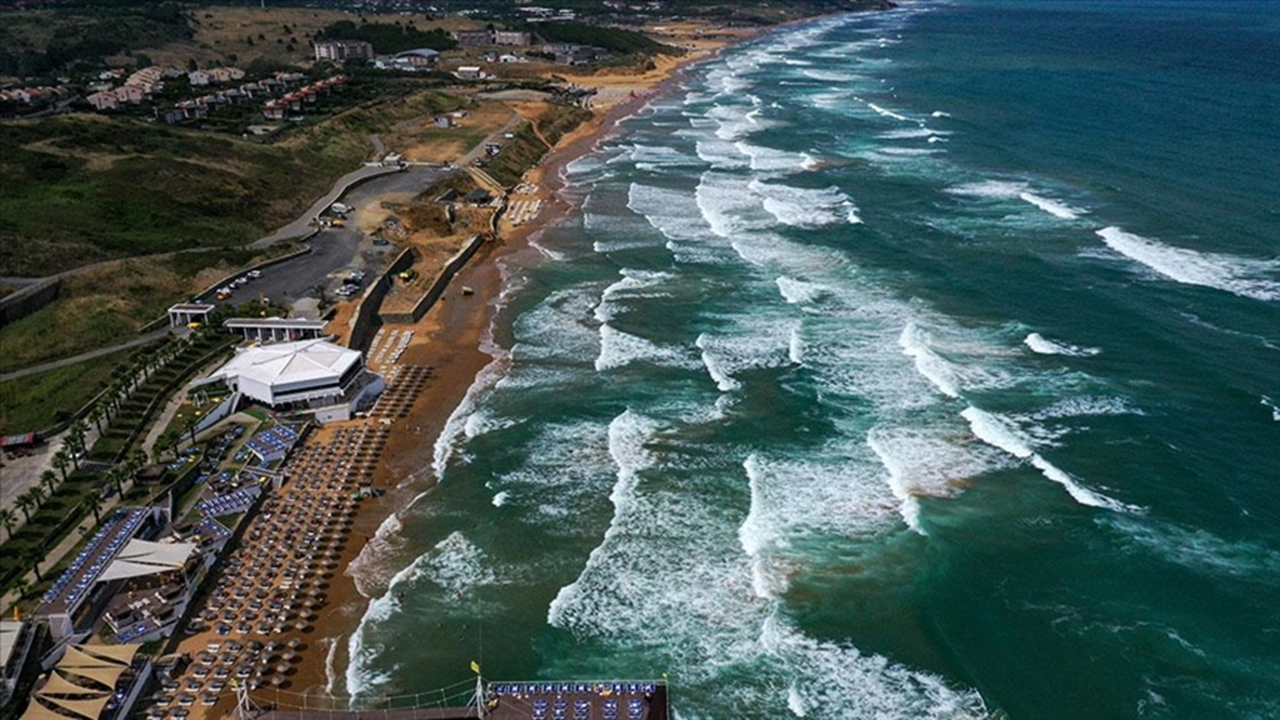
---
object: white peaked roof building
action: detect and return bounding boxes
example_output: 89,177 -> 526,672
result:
200,338 -> 384,422
205,339 -> 363,406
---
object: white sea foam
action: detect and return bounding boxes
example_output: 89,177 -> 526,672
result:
806,89 -> 856,111
596,323 -> 695,372
877,127 -> 949,140
789,326 -> 805,365
433,352 -> 510,480
749,178 -> 861,228
546,411 -> 658,629
595,267 -> 676,323
696,171 -> 772,238
867,427 -> 1001,534
707,102 -> 764,140
694,138 -> 750,169
736,141 -> 810,173
876,147 -> 942,157
899,322 -> 962,398
1018,192 -> 1083,219
627,182 -> 709,243
757,612 -> 989,718
931,110 -> 952,118
1033,396 -> 1142,419
867,102 -> 911,122
801,68 -> 865,84
787,681 -> 807,717
626,143 -> 698,168
1024,332 -> 1101,357
1263,396 -> 1280,422
961,407 -> 1136,512
346,551 -> 422,700
1104,516 -> 1280,584
696,333 -> 742,392
1096,226 -> 1280,301
492,490 -> 510,507
947,181 -> 1085,220
776,275 -> 830,304
740,455 -> 780,598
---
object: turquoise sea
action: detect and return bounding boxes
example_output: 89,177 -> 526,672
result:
344,1 -> 1280,717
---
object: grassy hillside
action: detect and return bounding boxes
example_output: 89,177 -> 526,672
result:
0,115 -> 363,276
0,85 -> 462,277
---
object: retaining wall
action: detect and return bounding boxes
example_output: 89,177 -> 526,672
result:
0,277 -> 60,328
348,248 -> 416,353
379,235 -> 487,325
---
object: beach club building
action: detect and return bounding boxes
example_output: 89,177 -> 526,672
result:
198,339 -> 383,422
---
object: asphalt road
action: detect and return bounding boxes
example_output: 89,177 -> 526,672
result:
219,165 -> 451,311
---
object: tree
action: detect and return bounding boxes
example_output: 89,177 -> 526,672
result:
9,575 -> 29,601
182,414 -> 199,445
40,470 -> 58,495
89,403 -> 105,435
67,420 -> 88,468
51,449 -> 70,482
15,491 -> 36,523
82,491 -> 104,525
188,57 -> 199,72
30,485 -> 46,505
108,465 -> 128,500
21,548 -> 43,583
158,430 -> 180,462
0,508 -> 17,540
130,449 -> 148,474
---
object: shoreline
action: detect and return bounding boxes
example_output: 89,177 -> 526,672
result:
280,20 -> 792,707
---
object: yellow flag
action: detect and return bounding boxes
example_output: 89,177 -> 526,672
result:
470,660 -> 482,674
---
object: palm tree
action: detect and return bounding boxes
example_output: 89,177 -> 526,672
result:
40,470 -> 58,494
106,381 -> 124,416
9,575 -> 29,602
21,548 -> 43,583
108,465 -> 128,500
30,484 -> 46,505
182,414 -> 199,445
67,420 -> 88,467
89,403 -> 105,435
0,508 -> 17,540
82,491 -> 105,525
14,491 -> 36,523
51,449 -> 69,482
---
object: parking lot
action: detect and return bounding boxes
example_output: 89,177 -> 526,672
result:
215,166 -> 450,312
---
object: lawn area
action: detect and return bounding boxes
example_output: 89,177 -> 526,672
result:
0,350 -> 132,434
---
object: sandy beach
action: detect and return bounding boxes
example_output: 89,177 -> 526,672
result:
262,33 -> 760,710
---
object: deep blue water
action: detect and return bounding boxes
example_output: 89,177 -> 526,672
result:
343,2 -> 1280,717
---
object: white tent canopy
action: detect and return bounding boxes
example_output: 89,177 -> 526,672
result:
96,539 -> 197,583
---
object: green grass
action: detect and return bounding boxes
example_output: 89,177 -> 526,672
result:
0,350 -> 131,434
0,261 -> 185,372
0,115 -> 364,276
